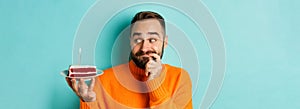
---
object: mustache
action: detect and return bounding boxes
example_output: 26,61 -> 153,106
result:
135,50 -> 157,56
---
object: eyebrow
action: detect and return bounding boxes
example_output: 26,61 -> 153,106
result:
131,32 -> 160,38
147,32 -> 159,36
132,32 -> 142,37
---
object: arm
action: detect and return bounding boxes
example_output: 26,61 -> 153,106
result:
145,54 -> 193,108
145,70 -> 193,109
80,99 -> 99,109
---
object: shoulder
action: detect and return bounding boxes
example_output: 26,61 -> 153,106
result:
102,63 -> 128,73
163,64 -> 192,92
164,64 -> 192,83
98,63 -> 128,79
164,64 -> 190,77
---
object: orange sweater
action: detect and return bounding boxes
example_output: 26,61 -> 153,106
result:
80,60 -> 193,109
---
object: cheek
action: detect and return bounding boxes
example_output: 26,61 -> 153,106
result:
152,46 -> 159,52
152,43 -> 163,51
131,44 -> 140,53
130,42 -> 137,49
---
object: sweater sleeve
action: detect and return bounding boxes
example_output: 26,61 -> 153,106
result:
169,70 -> 193,109
145,68 -> 169,105
80,99 -> 99,109
146,68 -> 193,109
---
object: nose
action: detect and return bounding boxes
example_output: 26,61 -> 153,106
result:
141,40 -> 151,52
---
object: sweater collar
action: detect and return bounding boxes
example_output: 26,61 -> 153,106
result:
129,60 -> 148,81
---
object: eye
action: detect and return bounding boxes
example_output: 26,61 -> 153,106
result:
149,38 -> 157,43
134,39 -> 143,43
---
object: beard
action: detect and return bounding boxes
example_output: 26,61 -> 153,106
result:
130,49 -> 164,69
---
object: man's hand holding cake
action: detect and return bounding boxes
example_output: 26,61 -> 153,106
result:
66,65 -> 97,102
66,77 -> 96,102
71,78 -> 96,102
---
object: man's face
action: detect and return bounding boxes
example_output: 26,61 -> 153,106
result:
130,19 -> 167,69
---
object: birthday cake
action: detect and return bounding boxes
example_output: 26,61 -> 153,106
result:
68,65 -> 97,77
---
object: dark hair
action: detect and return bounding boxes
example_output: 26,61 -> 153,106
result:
131,11 -> 165,32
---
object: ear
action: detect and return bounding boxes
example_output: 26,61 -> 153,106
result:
163,35 -> 168,49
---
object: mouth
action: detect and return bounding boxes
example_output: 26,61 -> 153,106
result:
135,51 -> 157,56
141,54 -> 151,57
139,55 -> 157,61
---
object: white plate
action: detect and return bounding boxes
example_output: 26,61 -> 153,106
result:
60,69 -> 104,79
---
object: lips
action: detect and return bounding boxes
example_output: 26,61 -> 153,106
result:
135,50 -> 157,56
141,54 -> 151,57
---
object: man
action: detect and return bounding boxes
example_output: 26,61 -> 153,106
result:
66,11 -> 193,109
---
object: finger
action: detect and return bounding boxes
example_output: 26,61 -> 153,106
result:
71,78 -> 78,93
145,59 -> 153,69
146,57 -> 156,76
88,78 -> 95,92
147,65 -> 157,69
147,60 -> 159,68
79,78 -> 86,88
66,77 -> 72,87
145,72 -> 150,77
145,62 -> 151,77
145,61 -> 153,75
149,54 -> 161,62
78,78 -> 88,95
147,54 -> 157,61
148,59 -> 156,65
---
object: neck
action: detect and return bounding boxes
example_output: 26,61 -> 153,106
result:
129,60 -> 148,81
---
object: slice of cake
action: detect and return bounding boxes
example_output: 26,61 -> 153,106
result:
68,65 -> 97,77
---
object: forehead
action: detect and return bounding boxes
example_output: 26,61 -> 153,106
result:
131,19 -> 164,33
